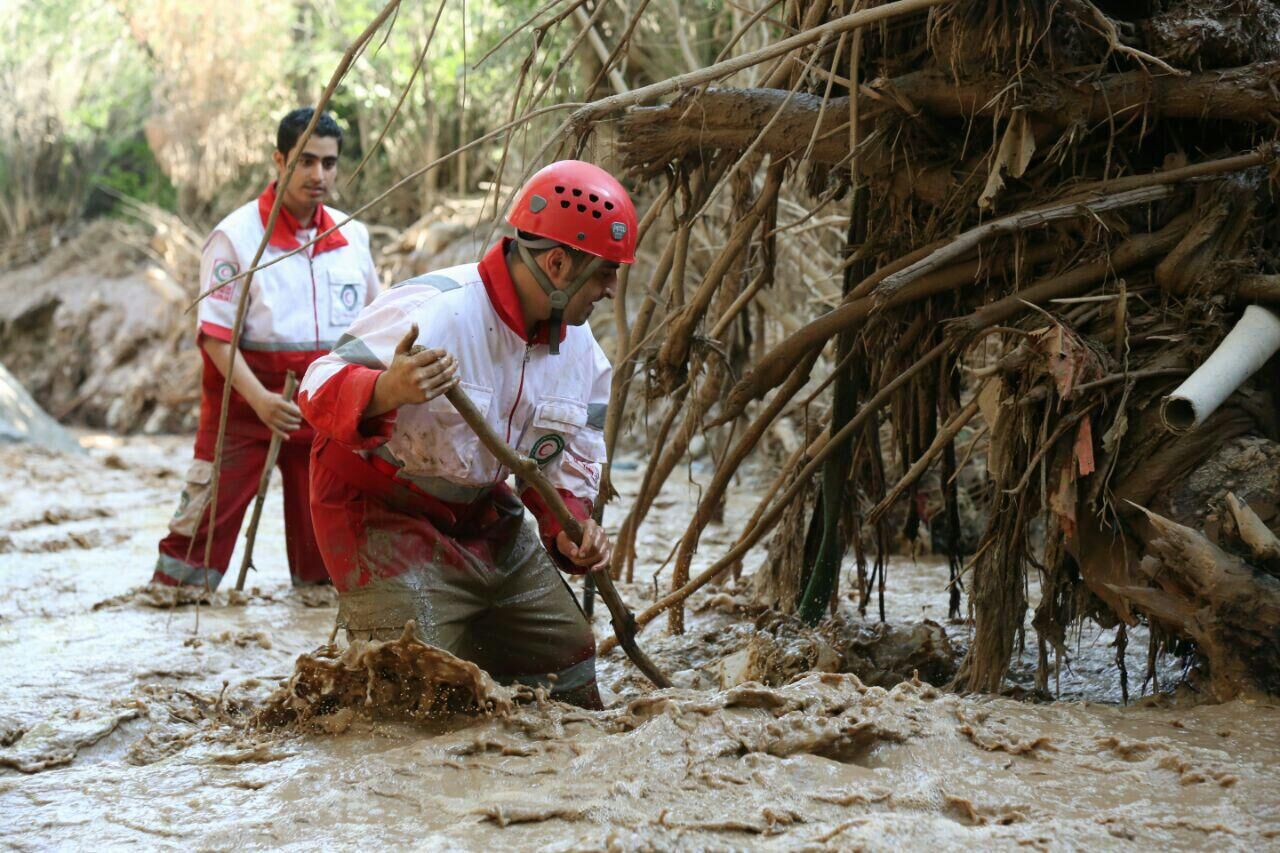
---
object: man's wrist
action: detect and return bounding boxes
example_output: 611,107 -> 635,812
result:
367,369 -> 404,418
245,385 -> 273,414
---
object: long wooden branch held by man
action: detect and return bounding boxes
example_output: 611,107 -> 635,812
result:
234,371 -> 298,592
431,364 -> 671,689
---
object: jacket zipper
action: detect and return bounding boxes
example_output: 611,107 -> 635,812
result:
307,249 -> 320,349
500,343 -> 534,477
488,340 -> 529,484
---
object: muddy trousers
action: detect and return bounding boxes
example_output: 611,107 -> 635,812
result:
153,433 -> 328,590
336,522 -> 601,709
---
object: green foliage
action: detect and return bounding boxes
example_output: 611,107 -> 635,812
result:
91,134 -> 178,214
0,0 -> 156,237
0,0 -> 760,235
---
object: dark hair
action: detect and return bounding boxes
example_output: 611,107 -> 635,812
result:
276,107 -> 343,156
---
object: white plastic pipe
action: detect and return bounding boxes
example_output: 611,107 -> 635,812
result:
1162,305 -> 1280,433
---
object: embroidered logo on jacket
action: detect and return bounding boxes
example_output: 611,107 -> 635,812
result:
530,434 -> 565,466
329,280 -> 363,326
209,259 -> 239,302
340,283 -> 359,311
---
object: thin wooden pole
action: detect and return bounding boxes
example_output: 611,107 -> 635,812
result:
234,371 -> 299,592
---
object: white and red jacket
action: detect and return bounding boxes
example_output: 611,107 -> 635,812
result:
194,183 -> 379,451
298,238 -> 611,573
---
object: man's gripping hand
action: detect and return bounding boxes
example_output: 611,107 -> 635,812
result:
555,519 -> 612,574
376,323 -> 460,409
250,389 -> 302,440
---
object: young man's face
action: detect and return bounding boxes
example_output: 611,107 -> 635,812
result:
272,135 -> 339,216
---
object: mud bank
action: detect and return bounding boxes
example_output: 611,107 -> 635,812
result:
1,436 -> 1278,849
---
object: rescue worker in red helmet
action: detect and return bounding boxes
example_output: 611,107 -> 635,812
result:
298,160 -> 637,709
153,107 -> 380,590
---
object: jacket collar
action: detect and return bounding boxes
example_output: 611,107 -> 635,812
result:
257,182 -> 349,254
477,238 -> 566,346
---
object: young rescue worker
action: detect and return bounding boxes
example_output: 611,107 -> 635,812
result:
298,160 -> 635,709
152,108 -> 380,589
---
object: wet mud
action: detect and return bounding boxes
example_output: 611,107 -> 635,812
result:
254,623 -> 514,733
1,436 -> 1279,848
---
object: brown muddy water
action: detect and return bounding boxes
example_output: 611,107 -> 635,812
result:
1,436 -> 1277,850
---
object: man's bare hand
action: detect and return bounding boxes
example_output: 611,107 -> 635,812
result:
251,390 -> 302,440
378,323 -> 460,409
555,519 -> 612,574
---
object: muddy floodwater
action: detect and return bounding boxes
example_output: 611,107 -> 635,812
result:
1,436 -> 1277,850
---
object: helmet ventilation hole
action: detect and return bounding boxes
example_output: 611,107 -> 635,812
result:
592,210 -> 601,219
554,186 -> 565,194
577,203 -> 587,212
603,201 -> 614,210
589,193 -> 598,202
571,188 -> 582,197
560,200 -> 570,208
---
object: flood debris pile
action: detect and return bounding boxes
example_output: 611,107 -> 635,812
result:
254,622 -> 514,733
559,0 -> 1280,699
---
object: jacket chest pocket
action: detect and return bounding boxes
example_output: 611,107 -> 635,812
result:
420,382 -> 494,477
523,397 -> 590,469
326,268 -> 363,328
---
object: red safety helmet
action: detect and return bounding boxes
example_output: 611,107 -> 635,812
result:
507,160 -> 636,354
507,160 -> 637,264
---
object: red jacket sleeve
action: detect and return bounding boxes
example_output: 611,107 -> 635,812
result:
297,362 -> 397,450
198,321 -> 233,343
521,486 -> 594,575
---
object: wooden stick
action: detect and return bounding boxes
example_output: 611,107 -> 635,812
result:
572,5 -> 628,95
601,340 -> 951,654
873,185 -> 1177,300
346,0 -> 448,188
583,0 -> 655,100
873,150 -> 1267,303
569,0 -> 952,126
442,382 -> 672,689
234,371 -> 298,592
952,211 -> 1194,334
866,392 -> 982,526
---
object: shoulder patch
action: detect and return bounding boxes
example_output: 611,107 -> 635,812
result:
392,273 -> 463,292
208,258 -> 239,302
331,334 -> 385,369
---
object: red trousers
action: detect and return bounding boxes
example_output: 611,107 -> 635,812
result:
153,432 -> 328,589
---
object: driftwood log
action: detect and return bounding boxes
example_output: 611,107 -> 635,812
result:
619,64 -> 1280,174
1116,504 -> 1280,699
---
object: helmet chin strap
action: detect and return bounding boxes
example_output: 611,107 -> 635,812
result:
517,242 -> 603,355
